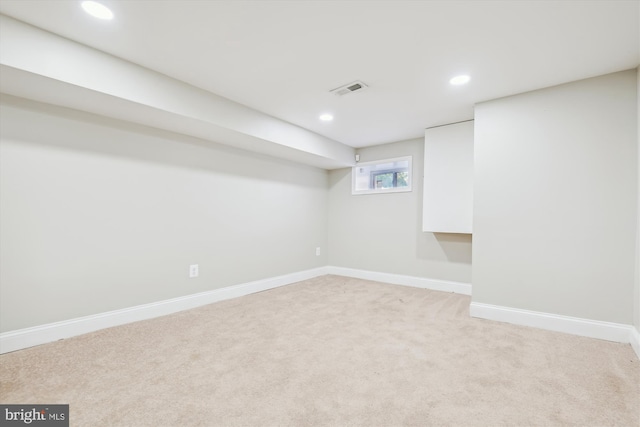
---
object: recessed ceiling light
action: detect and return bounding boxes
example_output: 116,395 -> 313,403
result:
449,75 -> 471,86
81,1 -> 114,20
319,114 -> 334,122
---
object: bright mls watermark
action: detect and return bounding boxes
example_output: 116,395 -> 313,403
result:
1,405 -> 68,426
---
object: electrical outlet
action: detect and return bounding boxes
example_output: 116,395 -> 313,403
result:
316,247 -> 321,256
189,264 -> 199,278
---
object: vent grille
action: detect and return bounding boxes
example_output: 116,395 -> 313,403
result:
330,80 -> 368,96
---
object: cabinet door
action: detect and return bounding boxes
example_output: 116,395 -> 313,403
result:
422,121 -> 474,234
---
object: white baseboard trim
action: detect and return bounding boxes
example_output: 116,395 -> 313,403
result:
0,267 -> 329,354
630,327 -> 640,359
6,265 -> 633,359
470,301 -> 634,344
326,266 -> 471,295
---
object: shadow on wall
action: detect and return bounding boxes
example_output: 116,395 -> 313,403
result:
0,95 -> 326,186
417,232 -> 472,264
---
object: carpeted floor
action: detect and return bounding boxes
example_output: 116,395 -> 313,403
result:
1,275 -> 638,426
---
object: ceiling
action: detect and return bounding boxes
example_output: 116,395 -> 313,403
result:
0,1 -> 638,148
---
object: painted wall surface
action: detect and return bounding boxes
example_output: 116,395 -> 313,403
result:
0,96 -> 328,332
0,16 -> 354,170
473,70 -> 637,324
423,121 -> 474,234
328,138 -> 472,284
635,66 -> 640,331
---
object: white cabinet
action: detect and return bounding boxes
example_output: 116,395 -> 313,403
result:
422,121 -> 474,234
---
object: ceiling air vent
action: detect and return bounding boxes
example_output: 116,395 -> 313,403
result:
330,80 -> 369,96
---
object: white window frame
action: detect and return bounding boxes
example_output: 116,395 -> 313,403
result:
351,156 -> 413,195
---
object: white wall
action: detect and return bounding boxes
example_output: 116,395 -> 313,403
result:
0,96 -> 328,332
328,138 -> 472,283
423,121 -> 474,234
0,15 -> 354,170
473,70 -> 637,324
635,66 -> 640,332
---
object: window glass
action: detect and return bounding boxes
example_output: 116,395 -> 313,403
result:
352,156 -> 412,195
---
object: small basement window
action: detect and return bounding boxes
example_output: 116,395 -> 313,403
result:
352,156 -> 412,195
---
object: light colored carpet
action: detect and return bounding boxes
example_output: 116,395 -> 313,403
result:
1,275 -> 638,426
